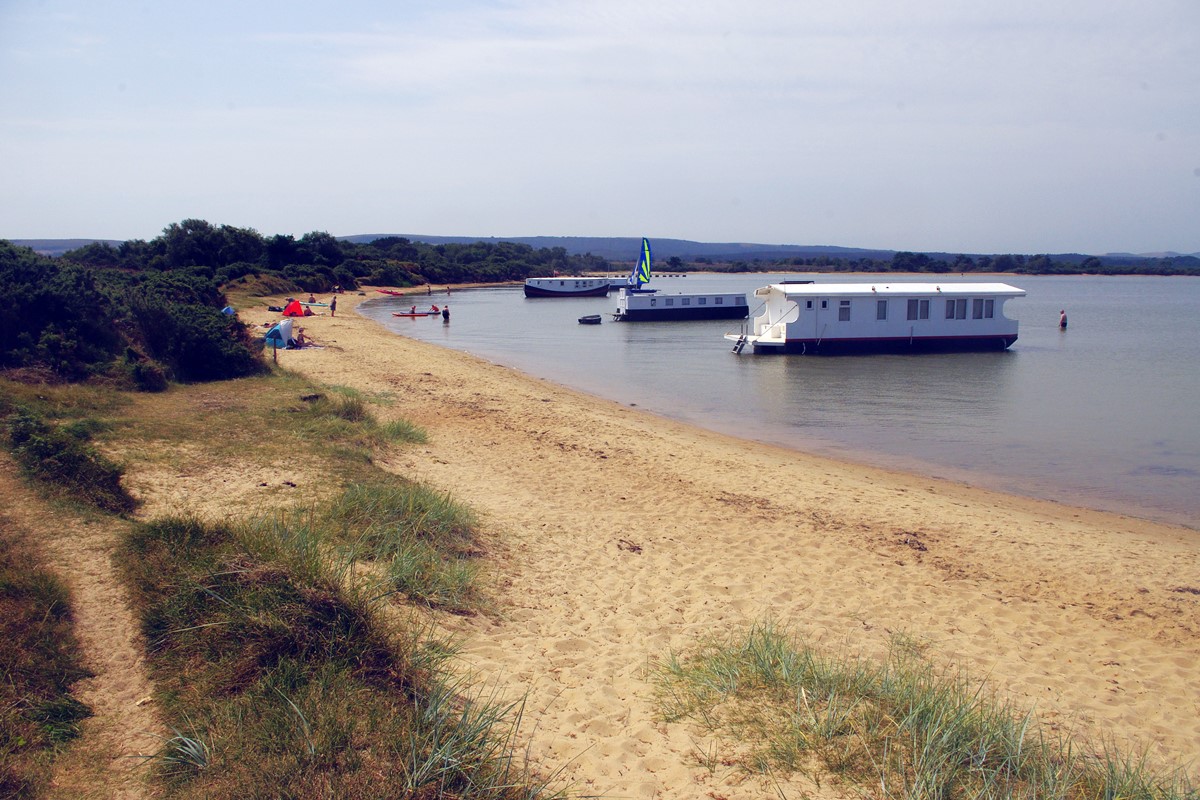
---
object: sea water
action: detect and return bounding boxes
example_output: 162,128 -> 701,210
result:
359,274 -> 1200,529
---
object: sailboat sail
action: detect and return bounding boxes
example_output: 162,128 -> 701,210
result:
627,237 -> 652,289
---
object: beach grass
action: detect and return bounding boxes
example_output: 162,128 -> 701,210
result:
119,514 -> 553,799
0,362 -> 525,796
653,620 -> 1197,799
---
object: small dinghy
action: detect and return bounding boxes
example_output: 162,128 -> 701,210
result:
578,314 -> 602,325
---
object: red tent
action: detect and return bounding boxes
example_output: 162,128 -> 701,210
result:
282,299 -> 304,317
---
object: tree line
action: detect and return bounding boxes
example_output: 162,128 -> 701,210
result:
4,218 -> 1197,390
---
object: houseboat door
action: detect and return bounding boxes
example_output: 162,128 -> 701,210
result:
806,296 -> 829,341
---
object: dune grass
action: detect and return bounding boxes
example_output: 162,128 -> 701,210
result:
0,516 -> 93,799
0,364 -> 518,796
653,621 -> 1197,799
119,515 -> 554,799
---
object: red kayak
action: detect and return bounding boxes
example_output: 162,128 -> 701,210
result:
377,289 -> 405,296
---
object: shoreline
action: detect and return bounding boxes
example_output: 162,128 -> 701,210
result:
243,288 -> 1200,798
356,286 -> 1198,532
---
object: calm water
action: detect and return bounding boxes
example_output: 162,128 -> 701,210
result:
360,274 -> 1200,529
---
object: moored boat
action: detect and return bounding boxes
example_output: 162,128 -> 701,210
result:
578,314 -> 603,325
523,277 -> 611,297
609,237 -> 750,321
725,281 -> 1025,354
613,289 -> 749,321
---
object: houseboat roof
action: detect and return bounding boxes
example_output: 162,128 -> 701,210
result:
766,282 -> 1026,298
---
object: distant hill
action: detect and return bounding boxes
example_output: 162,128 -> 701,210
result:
339,234 -> 895,262
10,234 -> 1200,265
13,238 -> 124,257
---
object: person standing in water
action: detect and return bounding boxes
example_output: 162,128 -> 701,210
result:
1059,309 -> 1068,330
441,305 -> 450,323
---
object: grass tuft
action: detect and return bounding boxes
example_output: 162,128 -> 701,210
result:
653,620 -> 1197,799
119,515 -> 557,799
319,481 -> 484,612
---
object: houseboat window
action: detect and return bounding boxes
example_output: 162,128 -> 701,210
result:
663,298 -> 672,306
946,300 -> 955,319
957,299 -> 967,319
698,297 -> 707,305
907,299 -> 929,320
972,299 -> 984,319
682,298 -> 691,305
876,300 -> 888,320
839,300 -> 851,322
715,296 -> 724,304
985,299 -> 994,318
806,300 -> 814,309
650,298 -> 657,306
821,300 -> 828,309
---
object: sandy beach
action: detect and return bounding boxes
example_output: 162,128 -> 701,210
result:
242,290 -> 1199,798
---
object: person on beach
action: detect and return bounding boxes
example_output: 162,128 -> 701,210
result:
329,296 -> 337,317
1059,309 -> 1068,329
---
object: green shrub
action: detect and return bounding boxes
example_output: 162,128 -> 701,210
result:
7,408 -> 136,514
129,297 -> 264,383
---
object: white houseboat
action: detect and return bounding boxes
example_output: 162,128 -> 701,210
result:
523,277 -> 611,298
608,237 -> 750,322
725,281 -> 1026,354
613,288 -> 750,321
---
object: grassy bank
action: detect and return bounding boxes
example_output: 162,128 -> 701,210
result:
0,367 -> 562,798
120,514 -> 550,798
653,621 -> 1197,799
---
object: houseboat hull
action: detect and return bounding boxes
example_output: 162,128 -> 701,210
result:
744,333 -> 1018,355
523,278 -> 611,298
726,281 -> 1025,355
613,289 -> 749,322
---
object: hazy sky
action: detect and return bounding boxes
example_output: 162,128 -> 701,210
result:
2,1 -> 1197,254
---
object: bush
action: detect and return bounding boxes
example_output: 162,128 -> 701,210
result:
7,408 -> 137,514
129,298 -> 264,383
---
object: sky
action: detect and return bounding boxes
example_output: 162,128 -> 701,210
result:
2,1 -> 1198,255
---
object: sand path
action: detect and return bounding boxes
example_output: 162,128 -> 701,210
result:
248,292 -> 1199,798
0,456 -> 162,800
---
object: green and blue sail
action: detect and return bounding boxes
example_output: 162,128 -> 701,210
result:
627,237 -> 652,290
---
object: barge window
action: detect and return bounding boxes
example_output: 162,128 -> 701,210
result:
971,298 -> 995,319
907,299 -> 929,320
839,300 -> 851,321
876,300 -> 887,320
